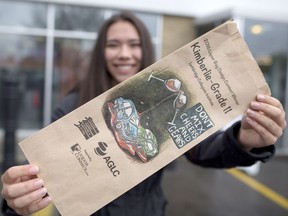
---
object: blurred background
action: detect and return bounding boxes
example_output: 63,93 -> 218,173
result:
0,0 -> 287,215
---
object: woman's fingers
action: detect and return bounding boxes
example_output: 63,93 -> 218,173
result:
6,187 -> 47,209
245,114 -> 278,145
243,94 -> 287,146
11,196 -> 51,216
2,178 -> 44,199
0,164 -> 50,215
246,108 -> 282,138
2,165 -> 39,184
253,95 -> 286,128
1,165 -> 41,199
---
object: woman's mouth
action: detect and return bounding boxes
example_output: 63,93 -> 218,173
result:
115,65 -> 134,73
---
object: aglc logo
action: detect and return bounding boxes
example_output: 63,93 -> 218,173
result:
94,142 -> 108,156
94,142 -> 120,177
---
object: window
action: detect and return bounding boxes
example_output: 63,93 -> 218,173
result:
55,5 -> 104,32
52,38 -> 94,108
0,0 -> 47,28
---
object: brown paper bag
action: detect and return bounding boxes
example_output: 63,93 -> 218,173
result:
19,20 -> 270,216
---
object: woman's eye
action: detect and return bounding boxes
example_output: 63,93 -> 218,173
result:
130,43 -> 141,48
106,43 -> 118,48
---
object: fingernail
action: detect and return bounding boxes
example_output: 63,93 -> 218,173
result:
257,94 -> 265,101
42,196 -> 52,205
246,109 -> 254,116
246,116 -> 254,125
29,166 -> 39,175
34,179 -> 44,188
251,101 -> 260,109
37,188 -> 47,198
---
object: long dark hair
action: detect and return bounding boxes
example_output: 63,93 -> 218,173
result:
77,11 -> 155,106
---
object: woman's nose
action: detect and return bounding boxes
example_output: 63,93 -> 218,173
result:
119,45 -> 131,58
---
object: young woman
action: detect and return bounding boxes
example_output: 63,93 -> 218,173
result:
1,12 -> 286,216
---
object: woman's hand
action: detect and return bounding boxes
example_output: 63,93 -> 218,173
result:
238,95 -> 286,151
1,164 -> 51,215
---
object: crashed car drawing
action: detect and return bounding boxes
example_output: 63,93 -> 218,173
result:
108,97 -> 158,162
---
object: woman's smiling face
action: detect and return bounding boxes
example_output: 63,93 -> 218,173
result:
105,20 -> 142,84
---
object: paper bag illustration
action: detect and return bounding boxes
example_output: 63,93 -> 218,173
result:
19,20 -> 270,216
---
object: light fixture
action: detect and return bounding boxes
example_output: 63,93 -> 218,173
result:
251,24 -> 263,35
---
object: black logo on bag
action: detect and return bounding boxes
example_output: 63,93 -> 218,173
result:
74,117 -> 99,140
71,143 -> 89,176
94,142 -> 108,156
71,143 -> 81,152
94,142 -> 120,177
